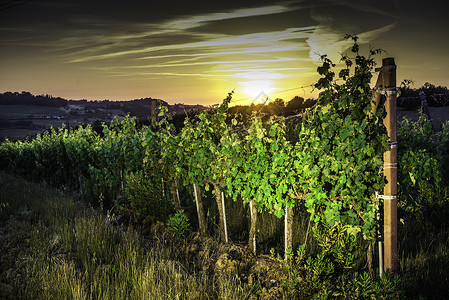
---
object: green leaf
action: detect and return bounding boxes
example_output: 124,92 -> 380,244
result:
409,172 -> 416,185
345,225 -> 361,237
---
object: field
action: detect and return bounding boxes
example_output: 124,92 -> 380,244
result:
0,104 -> 127,139
0,172 -> 293,299
0,104 -> 68,116
0,172 -> 391,299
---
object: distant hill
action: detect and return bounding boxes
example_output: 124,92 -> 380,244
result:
0,91 -> 68,107
0,91 -> 207,119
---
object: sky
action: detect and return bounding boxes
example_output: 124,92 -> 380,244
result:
1,0 -> 448,106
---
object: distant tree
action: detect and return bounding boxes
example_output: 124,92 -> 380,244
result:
422,82 -> 436,90
0,91 -> 68,107
273,98 -> 285,107
420,82 -> 448,95
285,96 -> 305,114
265,98 -> 285,115
303,98 -> 317,109
398,82 -> 449,107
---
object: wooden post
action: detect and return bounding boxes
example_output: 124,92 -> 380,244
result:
171,181 -> 181,211
382,58 -> 398,274
221,192 -> 228,243
194,184 -> 207,236
249,200 -> 257,254
284,207 -> 293,259
213,183 -> 226,242
419,91 -> 435,131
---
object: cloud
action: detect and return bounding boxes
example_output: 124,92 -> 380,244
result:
60,3 -> 301,62
357,23 -> 396,42
68,27 -> 313,63
123,57 -> 297,69
138,45 -> 310,61
307,18 -> 396,63
164,5 -> 292,30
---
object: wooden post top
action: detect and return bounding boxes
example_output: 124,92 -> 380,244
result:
382,57 -> 396,67
382,58 -> 396,89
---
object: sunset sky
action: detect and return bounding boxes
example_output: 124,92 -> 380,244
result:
1,0 -> 448,106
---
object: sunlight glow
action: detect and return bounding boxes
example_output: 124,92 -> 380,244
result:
240,80 -> 275,103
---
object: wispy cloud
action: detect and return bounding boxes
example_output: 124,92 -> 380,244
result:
164,5 -> 292,30
307,19 -> 396,62
306,1 -> 397,63
97,57 -> 297,70
67,26 -> 313,63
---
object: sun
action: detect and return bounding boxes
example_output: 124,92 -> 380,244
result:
240,80 -> 275,103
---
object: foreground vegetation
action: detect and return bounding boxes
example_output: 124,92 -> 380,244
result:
1,168 -> 448,299
0,172 -> 407,299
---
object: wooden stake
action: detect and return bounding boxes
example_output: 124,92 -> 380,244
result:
150,100 -> 157,123
382,57 -> 398,274
284,207 -> 293,259
249,200 -> 257,254
193,184 -> 207,236
171,181 -> 181,211
221,192 -> 228,243
213,183 -> 226,242
419,91 -> 435,131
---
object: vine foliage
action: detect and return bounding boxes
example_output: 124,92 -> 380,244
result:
294,35 -> 389,248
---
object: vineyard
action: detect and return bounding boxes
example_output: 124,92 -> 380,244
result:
1,39 -> 449,299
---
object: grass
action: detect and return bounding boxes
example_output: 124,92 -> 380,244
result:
1,171 -> 448,299
0,172 -> 247,299
399,222 -> 449,299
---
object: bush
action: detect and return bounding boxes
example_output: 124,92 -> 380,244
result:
118,170 -> 172,224
167,210 -> 190,243
280,245 -> 404,299
398,117 -> 449,227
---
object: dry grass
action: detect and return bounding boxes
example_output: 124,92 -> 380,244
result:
0,172 -> 247,299
1,171 -> 448,299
